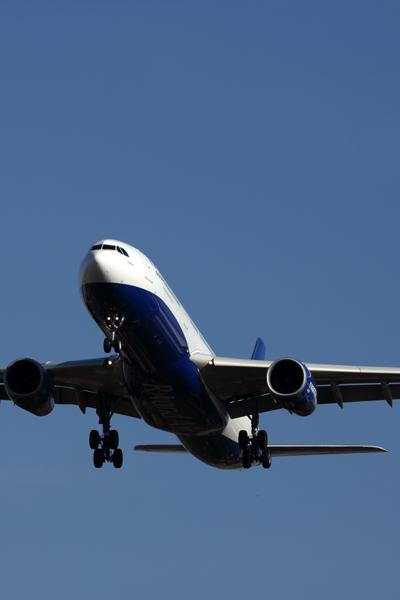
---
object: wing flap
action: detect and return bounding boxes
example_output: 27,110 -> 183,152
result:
1,384 -> 141,419
317,383 -> 400,405
54,387 -> 141,419
225,383 -> 400,419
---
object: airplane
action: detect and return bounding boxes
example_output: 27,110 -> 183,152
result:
1,239 -> 400,470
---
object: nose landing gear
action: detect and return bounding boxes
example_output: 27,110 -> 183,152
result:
238,395 -> 271,470
103,314 -> 124,354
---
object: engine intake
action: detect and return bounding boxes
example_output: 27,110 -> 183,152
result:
267,357 -> 317,416
4,358 -> 55,416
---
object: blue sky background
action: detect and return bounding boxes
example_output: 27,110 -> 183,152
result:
0,2 -> 399,598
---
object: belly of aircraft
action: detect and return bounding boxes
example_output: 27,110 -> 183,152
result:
123,358 -> 229,435
81,281 -> 228,435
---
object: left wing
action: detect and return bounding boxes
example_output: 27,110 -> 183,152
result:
190,354 -> 400,418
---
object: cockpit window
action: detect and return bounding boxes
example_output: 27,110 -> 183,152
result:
91,243 -> 128,256
117,246 -> 130,257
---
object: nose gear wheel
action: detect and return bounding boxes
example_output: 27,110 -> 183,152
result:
104,336 -> 122,354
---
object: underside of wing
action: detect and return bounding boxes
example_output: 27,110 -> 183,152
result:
190,354 -> 400,419
0,355 -> 141,420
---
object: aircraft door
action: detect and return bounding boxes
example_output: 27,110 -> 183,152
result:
142,255 -> 153,283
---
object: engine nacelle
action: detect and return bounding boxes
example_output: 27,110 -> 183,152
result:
4,358 -> 55,416
266,358 -> 317,416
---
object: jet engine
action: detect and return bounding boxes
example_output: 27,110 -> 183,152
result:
266,358 -> 317,416
4,358 -> 55,416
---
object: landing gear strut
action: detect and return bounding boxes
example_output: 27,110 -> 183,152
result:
103,313 -> 124,354
90,395 -> 123,468
239,395 -> 271,469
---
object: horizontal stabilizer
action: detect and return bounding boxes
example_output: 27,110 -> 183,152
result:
134,444 -> 189,453
268,445 -> 387,457
133,444 -> 386,456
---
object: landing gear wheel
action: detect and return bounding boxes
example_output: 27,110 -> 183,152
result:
257,430 -> 268,451
261,449 -> 272,469
89,430 -> 101,450
242,448 -> 252,469
113,448 -> 123,469
109,430 -> 119,450
104,338 -> 112,353
90,395 -> 124,469
238,430 -> 250,450
241,395 -> 271,470
93,448 -> 105,468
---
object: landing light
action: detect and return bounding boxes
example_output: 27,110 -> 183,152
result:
108,360 -> 112,365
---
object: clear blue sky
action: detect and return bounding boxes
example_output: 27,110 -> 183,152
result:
0,2 -> 399,598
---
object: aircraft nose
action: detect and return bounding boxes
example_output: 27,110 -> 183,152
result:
79,249 -> 112,286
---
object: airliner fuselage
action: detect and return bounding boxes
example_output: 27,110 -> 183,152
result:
79,239 -> 249,469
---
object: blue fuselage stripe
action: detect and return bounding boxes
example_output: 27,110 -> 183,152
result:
81,282 -> 189,371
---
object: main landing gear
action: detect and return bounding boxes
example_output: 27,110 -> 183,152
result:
238,395 -> 271,470
90,395 -> 123,468
90,428 -> 123,468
